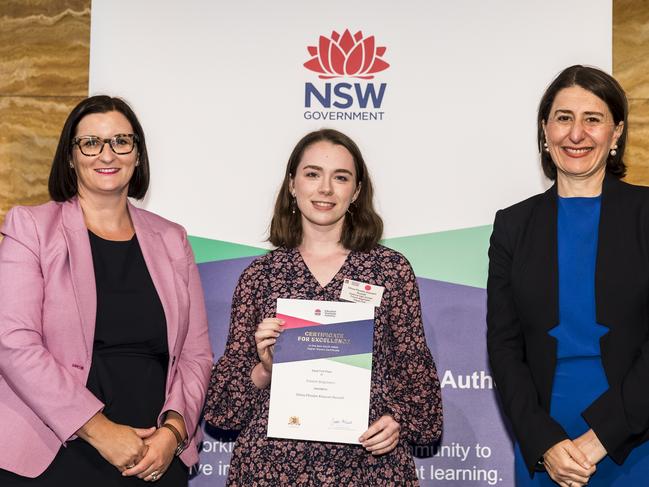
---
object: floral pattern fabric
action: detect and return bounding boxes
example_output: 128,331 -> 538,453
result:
204,245 -> 442,486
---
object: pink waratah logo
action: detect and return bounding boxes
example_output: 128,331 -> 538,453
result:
304,29 -> 390,80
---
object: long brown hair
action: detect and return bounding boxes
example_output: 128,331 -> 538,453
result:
269,129 -> 383,251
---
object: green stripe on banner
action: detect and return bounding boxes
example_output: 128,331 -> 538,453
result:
327,353 -> 372,370
189,224 -> 493,288
188,235 -> 267,263
382,225 -> 492,289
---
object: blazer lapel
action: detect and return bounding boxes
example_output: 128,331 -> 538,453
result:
595,174 -> 622,327
129,204 -> 179,359
530,184 -> 559,331
534,176 -> 621,330
61,198 -> 96,358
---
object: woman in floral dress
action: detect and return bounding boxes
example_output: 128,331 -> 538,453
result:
204,129 -> 443,486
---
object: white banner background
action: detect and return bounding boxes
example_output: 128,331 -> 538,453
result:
89,1 -> 612,485
90,0 -> 611,247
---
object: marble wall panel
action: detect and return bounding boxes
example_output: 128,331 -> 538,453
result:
613,0 -> 649,100
0,0 -> 90,96
614,0 -> 649,187
622,99 -> 649,185
0,96 -> 84,217
0,0 -> 90,227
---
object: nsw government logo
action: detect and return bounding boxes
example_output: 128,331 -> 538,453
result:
303,29 -> 389,122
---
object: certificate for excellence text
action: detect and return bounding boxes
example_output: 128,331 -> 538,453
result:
267,298 -> 374,444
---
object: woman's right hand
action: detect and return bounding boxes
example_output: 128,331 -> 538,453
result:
543,439 -> 595,487
251,317 -> 284,389
77,412 -> 155,471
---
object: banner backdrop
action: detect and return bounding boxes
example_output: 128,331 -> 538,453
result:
89,1 -> 612,484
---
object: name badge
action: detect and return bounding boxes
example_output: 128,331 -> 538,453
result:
340,278 -> 384,307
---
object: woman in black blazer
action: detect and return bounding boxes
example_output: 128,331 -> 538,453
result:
488,65 -> 649,487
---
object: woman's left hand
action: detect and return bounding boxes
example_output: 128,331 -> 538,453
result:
122,427 -> 177,481
359,415 -> 400,456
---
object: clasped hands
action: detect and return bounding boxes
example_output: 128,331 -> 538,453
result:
543,429 -> 606,487
78,412 -> 179,482
253,317 -> 401,456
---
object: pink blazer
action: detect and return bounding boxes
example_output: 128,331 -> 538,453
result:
0,198 -> 213,477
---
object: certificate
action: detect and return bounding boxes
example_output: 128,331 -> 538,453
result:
267,298 -> 374,444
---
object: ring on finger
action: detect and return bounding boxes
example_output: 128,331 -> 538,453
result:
151,471 -> 159,481
126,463 -> 135,469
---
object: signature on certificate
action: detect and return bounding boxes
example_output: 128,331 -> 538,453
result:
329,418 -> 354,430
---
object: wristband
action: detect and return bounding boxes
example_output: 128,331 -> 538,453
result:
161,423 -> 186,456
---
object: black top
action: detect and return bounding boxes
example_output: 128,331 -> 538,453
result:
87,230 -> 168,428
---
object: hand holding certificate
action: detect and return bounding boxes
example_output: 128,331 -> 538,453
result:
267,298 -> 374,444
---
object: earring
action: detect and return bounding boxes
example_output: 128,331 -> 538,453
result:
69,161 -> 74,169
291,195 -> 297,215
135,158 -> 140,167
610,144 -> 618,157
543,141 -> 550,153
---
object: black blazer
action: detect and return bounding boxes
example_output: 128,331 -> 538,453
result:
487,174 -> 649,472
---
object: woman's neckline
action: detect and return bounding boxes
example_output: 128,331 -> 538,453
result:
558,194 -> 602,200
293,246 -> 353,290
88,229 -> 136,243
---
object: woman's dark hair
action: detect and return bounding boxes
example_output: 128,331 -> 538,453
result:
48,95 -> 150,201
269,129 -> 383,251
537,65 -> 628,180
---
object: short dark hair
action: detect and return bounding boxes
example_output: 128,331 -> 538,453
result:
269,129 -> 383,251
537,65 -> 628,180
48,95 -> 150,201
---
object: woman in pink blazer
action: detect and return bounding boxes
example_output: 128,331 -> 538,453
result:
0,96 -> 213,486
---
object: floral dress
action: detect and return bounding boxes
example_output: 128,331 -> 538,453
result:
204,245 -> 443,486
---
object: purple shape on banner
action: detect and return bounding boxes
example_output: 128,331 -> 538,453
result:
273,319 -> 374,363
192,258 -> 515,486
415,278 -> 514,486
198,256 -> 256,361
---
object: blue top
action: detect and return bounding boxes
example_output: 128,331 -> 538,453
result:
549,196 -> 607,359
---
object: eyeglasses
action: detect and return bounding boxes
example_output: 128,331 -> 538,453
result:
72,134 -> 139,156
